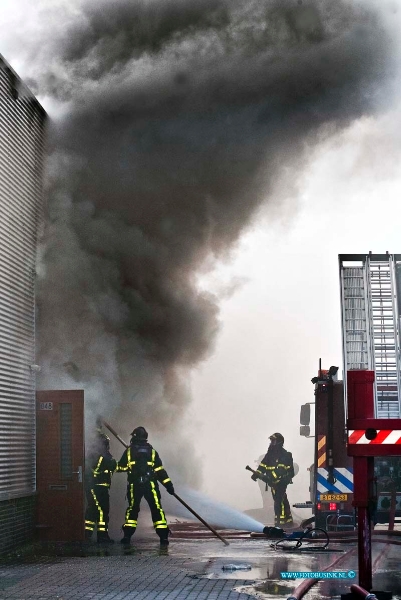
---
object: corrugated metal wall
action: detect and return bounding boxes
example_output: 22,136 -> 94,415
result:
0,56 -> 46,499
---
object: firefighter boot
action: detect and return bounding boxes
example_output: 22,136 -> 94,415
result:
157,527 -> 170,546
120,527 -> 135,545
97,531 -> 115,544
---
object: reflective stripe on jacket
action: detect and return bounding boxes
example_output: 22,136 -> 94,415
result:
90,454 -> 117,487
117,442 -> 172,487
256,448 -> 294,486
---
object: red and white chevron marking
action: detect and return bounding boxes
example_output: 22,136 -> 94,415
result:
348,430 -> 401,444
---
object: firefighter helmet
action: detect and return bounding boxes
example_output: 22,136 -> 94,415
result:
96,429 -> 110,448
131,426 -> 148,440
269,432 -> 284,445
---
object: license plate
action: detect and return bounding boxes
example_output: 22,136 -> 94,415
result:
319,493 -> 348,501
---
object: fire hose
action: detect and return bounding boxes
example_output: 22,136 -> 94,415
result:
102,420 -> 230,546
283,529 -> 398,600
350,585 -> 378,600
272,527 -> 329,551
286,546 -> 358,600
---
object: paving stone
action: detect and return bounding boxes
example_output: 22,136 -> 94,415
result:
0,537 -> 400,599
0,553 -> 255,600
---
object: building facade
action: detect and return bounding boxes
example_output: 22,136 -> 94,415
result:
0,55 -> 46,552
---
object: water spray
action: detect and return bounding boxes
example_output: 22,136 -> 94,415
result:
164,487 -> 265,533
102,420 -> 230,546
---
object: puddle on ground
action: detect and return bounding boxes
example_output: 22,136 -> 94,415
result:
203,548 -> 348,580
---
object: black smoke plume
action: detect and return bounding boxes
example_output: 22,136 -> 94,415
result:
35,0 -> 394,486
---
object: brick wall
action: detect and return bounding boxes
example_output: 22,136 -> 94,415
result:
0,494 -> 36,554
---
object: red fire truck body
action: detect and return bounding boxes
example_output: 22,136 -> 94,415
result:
313,375 -> 354,529
298,370 -> 355,531
298,368 -> 401,529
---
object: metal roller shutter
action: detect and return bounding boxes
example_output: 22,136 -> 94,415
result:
0,56 -> 46,499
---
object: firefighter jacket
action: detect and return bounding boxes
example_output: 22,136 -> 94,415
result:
87,450 -> 117,489
256,447 -> 294,487
117,441 -> 172,488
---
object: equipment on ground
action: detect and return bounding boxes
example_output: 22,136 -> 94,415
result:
264,526 -> 329,551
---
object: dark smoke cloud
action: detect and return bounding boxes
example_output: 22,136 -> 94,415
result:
35,0 -> 395,486
60,0 -> 230,71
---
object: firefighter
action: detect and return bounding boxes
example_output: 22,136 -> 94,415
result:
85,429 -> 117,543
117,426 -> 175,546
251,432 -> 294,526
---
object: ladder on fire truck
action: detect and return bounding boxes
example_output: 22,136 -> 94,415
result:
339,253 -> 401,418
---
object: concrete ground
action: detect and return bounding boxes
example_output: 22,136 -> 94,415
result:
1,518 -> 401,600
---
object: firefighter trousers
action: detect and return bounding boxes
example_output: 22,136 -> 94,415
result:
271,482 -> 293,524
85,485 -> 110,534
123,480 -> 168,537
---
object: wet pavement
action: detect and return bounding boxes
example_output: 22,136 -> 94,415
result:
0,522 -> 400,600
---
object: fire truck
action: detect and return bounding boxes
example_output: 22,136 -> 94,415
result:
296,364 -> 355,531
295,253 -> 401,530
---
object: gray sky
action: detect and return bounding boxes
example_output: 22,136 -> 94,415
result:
192,116 -> 401,509
2,0 -> 401,513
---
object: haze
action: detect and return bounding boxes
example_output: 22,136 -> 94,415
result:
2,0 -> 401,515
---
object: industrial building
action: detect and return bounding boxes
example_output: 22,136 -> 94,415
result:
0,55 -> 46,553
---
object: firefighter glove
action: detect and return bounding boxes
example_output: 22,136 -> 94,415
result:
165,482 -> 175,495
251,473 -> 259,481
